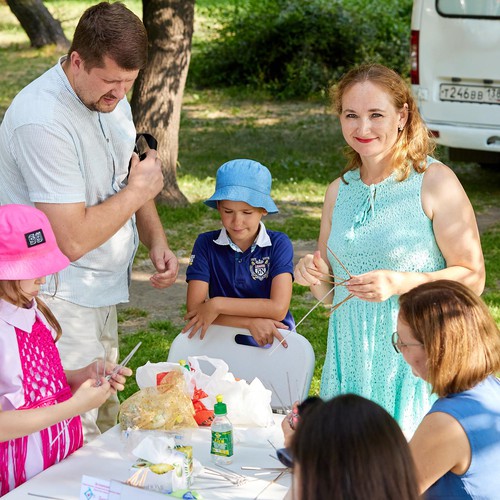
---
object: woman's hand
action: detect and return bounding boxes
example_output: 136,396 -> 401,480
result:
294,250 -> 330,286
346,269 -> 402,302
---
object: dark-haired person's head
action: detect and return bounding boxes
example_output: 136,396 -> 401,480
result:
398,280 -> 500,397
64,2 -> 148,113
68,2 -> 147,71
291,394 -> 419,500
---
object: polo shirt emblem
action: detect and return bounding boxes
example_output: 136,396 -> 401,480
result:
250,257 -> 269,281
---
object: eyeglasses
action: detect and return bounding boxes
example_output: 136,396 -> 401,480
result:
391,331 -> 424,354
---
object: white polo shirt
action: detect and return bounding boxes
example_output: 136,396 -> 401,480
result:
0,57 -> 138,307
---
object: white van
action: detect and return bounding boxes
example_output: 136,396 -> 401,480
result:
410,0 -> 500,166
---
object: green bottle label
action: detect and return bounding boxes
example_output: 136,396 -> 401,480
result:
211,430 -> 233,457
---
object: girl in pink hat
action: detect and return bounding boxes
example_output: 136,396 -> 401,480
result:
0,204 -> 132,496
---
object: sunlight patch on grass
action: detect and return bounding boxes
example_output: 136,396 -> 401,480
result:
0,33 -> 27,47
178,175 -> 216,203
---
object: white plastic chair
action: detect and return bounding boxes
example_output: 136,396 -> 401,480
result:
167,325 -> 315,411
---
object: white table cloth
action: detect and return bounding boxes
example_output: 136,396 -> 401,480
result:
3,415 -> 290,499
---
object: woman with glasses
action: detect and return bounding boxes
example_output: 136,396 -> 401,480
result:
398,280 -> 500,499
294,63 -> 485,437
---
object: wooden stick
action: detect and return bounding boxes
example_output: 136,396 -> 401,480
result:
254,470 -> 287,500
313,275 -> 349,287
268,381 -> 291,412
328,293 -> 355,317
305,266 -> 348,284
268,286 -> 334,355
326,245 -> 352,278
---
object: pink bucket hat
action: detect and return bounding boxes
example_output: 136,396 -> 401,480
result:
0,204 -> 70,280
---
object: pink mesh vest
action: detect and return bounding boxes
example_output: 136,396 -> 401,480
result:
0,316 -> 83,495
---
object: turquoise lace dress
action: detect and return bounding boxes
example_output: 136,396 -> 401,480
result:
323,159 -> 445,436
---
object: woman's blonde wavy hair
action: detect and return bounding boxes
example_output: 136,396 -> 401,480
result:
330,63 -> 435,182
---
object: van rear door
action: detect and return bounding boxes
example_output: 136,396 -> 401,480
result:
413,0 -> 500,129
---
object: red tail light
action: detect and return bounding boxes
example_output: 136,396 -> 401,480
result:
410,30 -> 419,85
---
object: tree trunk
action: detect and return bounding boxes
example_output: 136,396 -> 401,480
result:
6,0 -> 69,49
131,0 -> 195,207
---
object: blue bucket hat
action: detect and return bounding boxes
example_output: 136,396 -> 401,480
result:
204,159 -> 278,214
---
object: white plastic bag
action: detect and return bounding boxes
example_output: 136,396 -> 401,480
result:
135,361 -> 196,397
187,355 -> 274,427
135,356 -> 274,427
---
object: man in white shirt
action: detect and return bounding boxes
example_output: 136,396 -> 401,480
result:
0,2 -> 179,441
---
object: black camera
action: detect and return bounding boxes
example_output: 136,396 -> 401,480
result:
134,133 -> 158,161
128,133 -> 158,176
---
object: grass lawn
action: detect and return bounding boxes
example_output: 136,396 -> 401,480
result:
1,0 -> 498,402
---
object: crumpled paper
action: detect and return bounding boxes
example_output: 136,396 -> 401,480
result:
132,435 -> 178,464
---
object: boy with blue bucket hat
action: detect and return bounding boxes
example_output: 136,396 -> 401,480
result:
183,159 -> 295,348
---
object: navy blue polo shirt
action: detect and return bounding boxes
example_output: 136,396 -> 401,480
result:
186,224 -> 295,329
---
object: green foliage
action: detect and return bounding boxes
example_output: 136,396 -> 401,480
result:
0,0 -> 141,119
346,0 -> 413,74
190,0 -> 355,98
189,0 -> 413,98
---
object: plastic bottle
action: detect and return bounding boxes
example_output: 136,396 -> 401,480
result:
210,394 -> 233,464
178,359 -> 190,371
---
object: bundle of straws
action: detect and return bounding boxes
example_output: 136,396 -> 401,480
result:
127,467 -> 148,488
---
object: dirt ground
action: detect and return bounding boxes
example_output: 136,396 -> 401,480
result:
117,208 -> 500,334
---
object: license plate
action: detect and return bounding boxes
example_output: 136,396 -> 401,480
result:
440,84 -> 500,104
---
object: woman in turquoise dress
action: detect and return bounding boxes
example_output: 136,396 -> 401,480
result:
294,64 -> 485,436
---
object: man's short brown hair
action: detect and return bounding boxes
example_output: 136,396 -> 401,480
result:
68,2 -> 148,71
